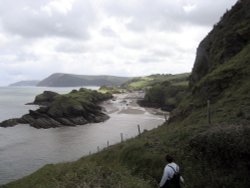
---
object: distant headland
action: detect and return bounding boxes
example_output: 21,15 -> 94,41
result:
9,73 -> 132,87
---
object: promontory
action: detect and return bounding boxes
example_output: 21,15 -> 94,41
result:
0,88 -> 112,129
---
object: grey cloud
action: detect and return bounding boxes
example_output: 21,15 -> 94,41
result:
0,55 -> 63,84
0,36 -> 37,64
0,0 -> 239,86
138,56 -> 162,64
55,41 -> 87,53
0,52 -> 38,63
152,49 -> 174,58
0,0 -> 96,39
15,52 -> 39,62
139,58 -> 161,64
101,27 -> 118,37
104,0 -> 183,31
184,0 -> 237,26
103,0 -> 237,32
121,40 -> 145,50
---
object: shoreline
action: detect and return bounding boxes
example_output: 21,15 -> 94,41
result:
101,91 -> 168,118
0,90 -> 166,186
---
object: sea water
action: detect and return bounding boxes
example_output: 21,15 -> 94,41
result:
0,86 -> 164,185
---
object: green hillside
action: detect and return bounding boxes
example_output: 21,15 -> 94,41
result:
2,0 -> 250,188
121,73 -> 189,90
37,73 -> 132,87
175,0 -> 250,124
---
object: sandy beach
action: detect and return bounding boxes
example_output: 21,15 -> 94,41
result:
101,91 -> 169,118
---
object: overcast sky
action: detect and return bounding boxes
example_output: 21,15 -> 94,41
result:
0,0 -> 237,86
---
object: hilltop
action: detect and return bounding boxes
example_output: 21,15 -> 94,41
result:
2,0 -> 250,188
37,73 -> 132,87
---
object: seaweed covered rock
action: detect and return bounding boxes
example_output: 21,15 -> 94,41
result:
0,118 -> 20,127
0,88 -> 112,129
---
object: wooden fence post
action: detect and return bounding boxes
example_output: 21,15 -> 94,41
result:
120,133 -> 124,142
164,114 -> 167,122
107,140 -> 109,147
207,100 -> 211,125
137,124 -> 141,135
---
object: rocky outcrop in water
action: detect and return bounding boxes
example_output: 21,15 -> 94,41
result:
0,88 -> 112,129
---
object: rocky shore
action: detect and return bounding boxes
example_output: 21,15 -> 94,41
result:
0,89 -> 112,129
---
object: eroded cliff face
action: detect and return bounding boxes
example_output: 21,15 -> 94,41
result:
190,0 -> 250,90
170,0 -> 250,123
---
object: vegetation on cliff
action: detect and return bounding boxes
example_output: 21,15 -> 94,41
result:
99,85 -> 124,94
122,73 -> 189,111
190,0 -> 250,87
139,80 -> 188,111
121,73 -> 189,90
2,0 -> 250,187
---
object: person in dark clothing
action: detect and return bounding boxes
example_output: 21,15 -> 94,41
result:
159,155 -> 184,188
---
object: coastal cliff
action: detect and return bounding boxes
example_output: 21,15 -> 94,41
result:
190,0 -> 250,100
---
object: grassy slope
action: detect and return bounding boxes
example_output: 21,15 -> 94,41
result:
3,45 -> 250,188
5,117 -> 249,188
122,73 -> 190,90
1,122 -> 200,188
178,43 -> 250,125
3,2 -> 250,187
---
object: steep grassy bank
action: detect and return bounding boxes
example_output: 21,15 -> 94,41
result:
3,116 -> 249,188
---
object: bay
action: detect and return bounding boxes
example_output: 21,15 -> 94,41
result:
0,86 -> 164,185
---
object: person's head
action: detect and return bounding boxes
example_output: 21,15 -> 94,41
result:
165,154 -> 174,163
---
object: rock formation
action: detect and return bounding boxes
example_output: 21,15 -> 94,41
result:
0,88 -> 112,129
